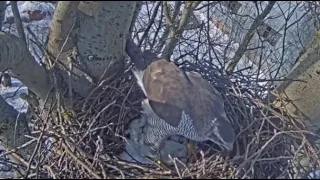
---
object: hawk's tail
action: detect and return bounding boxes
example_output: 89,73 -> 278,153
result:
131,66 -> 147,96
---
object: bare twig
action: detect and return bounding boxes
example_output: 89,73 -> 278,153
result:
138,1 -> 161,47
0,1 -> 6,30
62,141 -> 102,179
10,1 -> 27,47
226,1 -> 276,73
162,1 -> 201,59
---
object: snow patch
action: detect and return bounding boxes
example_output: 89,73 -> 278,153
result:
0,77 -> 28,113
5,1 -> 54,19
0,1 -> 55,177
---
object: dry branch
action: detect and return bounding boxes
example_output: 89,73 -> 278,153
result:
129,1 -> 144,35
155,1 -> 182,53
5,56 -> 317,178
162,1 -> 201,59
138,1 -> 162,47
0,1 -> 318,179
226,1 -> 276,73
0,32 -> 52,100
10,1 -> 27,47
0,1 -> 6,30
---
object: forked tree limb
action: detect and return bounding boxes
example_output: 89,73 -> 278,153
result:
161,1 -> 201,60
155,1 -> 182,53
225,1 -> 276,74
129,1 -> 143,35
0,31 -> 52,101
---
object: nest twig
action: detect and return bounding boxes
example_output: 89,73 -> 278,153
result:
5,60 -> 320,179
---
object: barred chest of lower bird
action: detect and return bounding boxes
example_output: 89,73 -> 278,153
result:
146,112 -> 208,142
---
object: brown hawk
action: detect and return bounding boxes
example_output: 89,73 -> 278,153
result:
132,58 -> 235,165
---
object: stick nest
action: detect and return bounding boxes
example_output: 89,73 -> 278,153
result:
16,62 -> 320,179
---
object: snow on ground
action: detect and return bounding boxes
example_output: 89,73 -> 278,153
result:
1,1 -> 54,113
5,1 -> 54,22
0,1 -> 54,178
1,1 -> 318,178
0,77 -> 28,113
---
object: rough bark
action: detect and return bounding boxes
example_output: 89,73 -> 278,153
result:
270,30 -> 320,179
0,32 -> 52,100
75,1 -> 136,78
271,29 -> 320,132
47,1 -> 80,58
0,2 -> 138,174
46,1 -> 93,98
47,1 -> 136,97
226,1 -> 276,73
0,1 -> 5,30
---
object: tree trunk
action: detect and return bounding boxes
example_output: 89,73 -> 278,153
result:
75,1 -> 136,78
46,1 -> 136,97
0,1 -> 137,163
271,29 -> 320,132
0,32 -> 52,101
0,1 -> 5,30
270,30 -> 320,178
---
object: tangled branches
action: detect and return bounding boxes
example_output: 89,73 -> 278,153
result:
4,60 -> 320,179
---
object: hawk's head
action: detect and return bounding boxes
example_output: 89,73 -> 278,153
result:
207,113 -> 235,152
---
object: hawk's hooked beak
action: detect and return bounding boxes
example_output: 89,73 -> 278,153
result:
209,115 -> 235,153
221,141 -> 234,152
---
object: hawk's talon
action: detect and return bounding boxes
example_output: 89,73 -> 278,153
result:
187,140 -> 198,163
155,153 -> 171,171
144,148 -> 171,171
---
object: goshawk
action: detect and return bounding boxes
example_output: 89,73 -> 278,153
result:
132,58 -> 235,165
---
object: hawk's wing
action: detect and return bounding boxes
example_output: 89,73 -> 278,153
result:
184,71 -> 228,132
139,59 -> 226,132
141,59 -> 191,127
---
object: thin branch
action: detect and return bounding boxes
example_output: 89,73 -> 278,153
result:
155,1 -> 182,53
129,1 -> 143,35
10,1 -> 27,48
0,1 -> 6,30
138,1 -> 161,47
162,1 -> 201,59
62,141 -> 102,179
163,1 -> 175,28
150,2 -> 164,50
226,1 -> 276,74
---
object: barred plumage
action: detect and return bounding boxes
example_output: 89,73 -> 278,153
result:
141,99 -> 216,155
132,58 -> 235,157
